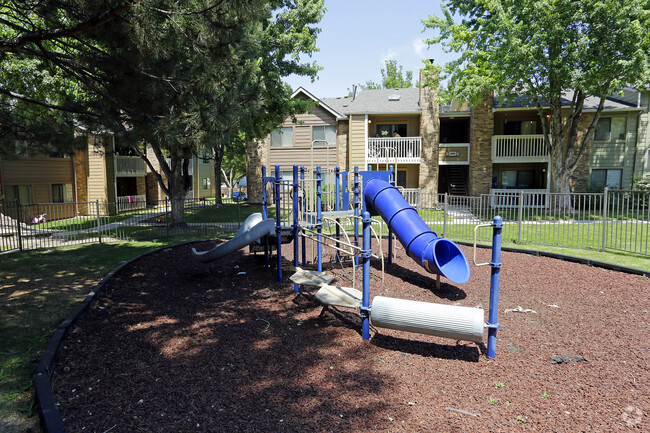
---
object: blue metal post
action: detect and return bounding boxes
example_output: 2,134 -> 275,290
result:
274,165 -> 282,282
335,166 -> 341,264
388,165 -> 394,265
353,166 -> 360,268
262,166 -> 269,272
316,165 -> 323,272
487,215 -> 503,358
292,165 -> 299,293
300,166 -> 306,267
361,211 -> 372,340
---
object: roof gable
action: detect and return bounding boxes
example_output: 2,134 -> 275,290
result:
291,87 -> 344,119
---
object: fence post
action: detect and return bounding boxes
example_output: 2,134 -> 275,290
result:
601,187 -> 608,252
96,200 -> 102,244
517,190 -> 524,244
443,192 -> 448,238
202,198 -> 207,235
15,199 -> 23,251
165,197 -> 170,236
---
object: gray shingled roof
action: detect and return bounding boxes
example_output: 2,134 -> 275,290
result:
323,88 -> 421,115
495,92 -> 638,111
320,96 -> 351,117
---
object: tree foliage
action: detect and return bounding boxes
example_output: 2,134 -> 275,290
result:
424,0 -> 650,198
360,59 -> 414,90
1,0 -> 324,224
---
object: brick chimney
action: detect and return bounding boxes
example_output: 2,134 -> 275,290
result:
468,91 -> 494,195
418,60 -> 440,196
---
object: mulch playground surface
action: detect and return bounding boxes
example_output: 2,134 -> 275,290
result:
53,239 -> 649,432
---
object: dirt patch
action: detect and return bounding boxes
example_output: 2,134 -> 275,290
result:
54,240 -> 649,432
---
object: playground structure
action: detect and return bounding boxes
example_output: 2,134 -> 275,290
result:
192,164 -> 503,358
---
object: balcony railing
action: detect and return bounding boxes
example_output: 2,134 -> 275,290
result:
367,137 -> 421,164
116,156 -> 146,177
116,194 -> 147,212
491,135 -> 549,163
489,188 -> 550,208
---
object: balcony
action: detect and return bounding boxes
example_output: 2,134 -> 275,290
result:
491,135 -> 549,163
367,137 -> 421,164
116,156 -> 146,177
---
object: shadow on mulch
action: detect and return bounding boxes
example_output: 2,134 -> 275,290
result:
370,257 -> 468,301
370,333 -> 482,362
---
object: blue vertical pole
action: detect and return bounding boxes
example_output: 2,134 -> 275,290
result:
387,165 -> 394,265
300,166 -> 306,267
361,211 -> 371,341
353,166 -> 360,268
487,215 -> 503,358
335,166 -> 341,264
274,165 -> 282,282
316,165 -> 323,273
262,166 -> 269,272
292,165 -> 299,293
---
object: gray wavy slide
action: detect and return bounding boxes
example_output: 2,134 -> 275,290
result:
192,212 -> 275,263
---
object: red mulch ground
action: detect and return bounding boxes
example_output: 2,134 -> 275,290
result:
53,239 -> 649,432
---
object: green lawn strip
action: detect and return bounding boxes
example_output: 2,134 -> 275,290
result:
0,241 -> 184,433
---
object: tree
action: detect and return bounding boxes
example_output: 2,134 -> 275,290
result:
1,1 -> 324,225
359,59 -> 414,90
0,1 -> 132,157
424,0 -> 650,206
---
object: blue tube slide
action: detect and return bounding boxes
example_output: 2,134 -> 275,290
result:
363,179 -> 470,284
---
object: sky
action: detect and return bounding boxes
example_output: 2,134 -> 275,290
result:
284,0 -> 455,98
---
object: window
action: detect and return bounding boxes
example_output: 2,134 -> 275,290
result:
52,184 -> 73,203
594,117 -> 627,141
201,154 -> 210,164
375,124 -> 407,137
590,169 -> 622,189
5,185 -> 32,204
270,127 -> 293,147
503,120 -> 537,135
396,171 -> 407,188
501,170 -> 535,189
312,125 -> 336,145
202,178 -> 211,190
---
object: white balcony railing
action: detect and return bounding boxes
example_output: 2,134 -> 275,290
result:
367,137 -> 421,164
116,156 -> 146,177
116,194 -> 147,212
491,135 -> 549,163
489,188 -> 550,208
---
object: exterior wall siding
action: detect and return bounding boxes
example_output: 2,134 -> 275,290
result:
1,157 -> 73,185
590,113 -> 638,189
265,103 -> 339,173
637,91 -> 650,178
87,143 -> 108,204
348,115 -> 366,170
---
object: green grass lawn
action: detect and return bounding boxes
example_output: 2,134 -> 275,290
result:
0,239 -> 201,433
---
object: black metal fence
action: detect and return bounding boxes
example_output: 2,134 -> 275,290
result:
1,187 -> 648,257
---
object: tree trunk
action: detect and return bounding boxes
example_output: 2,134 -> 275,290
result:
245,139 -> 264,204
212,145 -> 224,206
167,153 -> 189,228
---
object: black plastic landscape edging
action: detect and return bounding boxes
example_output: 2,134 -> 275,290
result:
34,241 -> 202,433
457,241 -> 650,278
34,240 -> 648,432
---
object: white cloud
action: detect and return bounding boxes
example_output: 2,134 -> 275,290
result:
412,37 -> 427,58
380,48 -> 397,64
